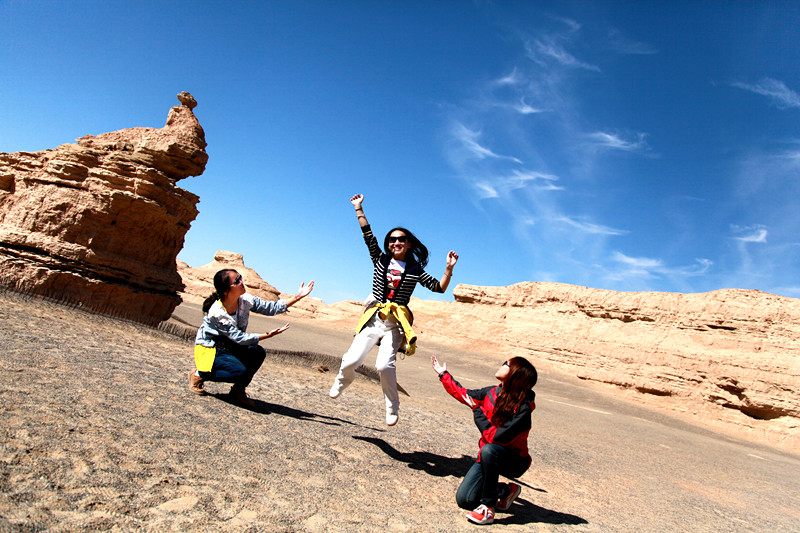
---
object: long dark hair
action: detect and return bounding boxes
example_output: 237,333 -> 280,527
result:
492,357 -> 538,425
383,227 -> 429,268
202,269 -> 237,314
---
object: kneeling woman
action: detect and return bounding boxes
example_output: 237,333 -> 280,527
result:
190,268 -> 314,407
431,355 -> 538,525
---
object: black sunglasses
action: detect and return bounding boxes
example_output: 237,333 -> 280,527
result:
388,235 -> 408,243
231,274 -> 243,286
502,361 -> 509,367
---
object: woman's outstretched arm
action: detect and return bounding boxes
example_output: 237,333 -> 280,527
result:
285,281 -> 314,308
438,251 -> 459,292
351,194 -> 369,228
431,355 -> 477,408
257,323 -> 290,341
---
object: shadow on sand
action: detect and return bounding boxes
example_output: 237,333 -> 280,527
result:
211,393 -> 385,431
352,435 -> 475,477
495,498 -> 588,526
353,436 -> 588,526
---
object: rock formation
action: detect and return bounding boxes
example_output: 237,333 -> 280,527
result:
409,282 -> 800,447
175,251 -> 799,449
0,92 -> 207,324
178,251 -> 282,305
178,251 -> 327,317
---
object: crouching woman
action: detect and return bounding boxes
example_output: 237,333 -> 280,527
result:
189,268 -> 313,407
431,355 -> 538,525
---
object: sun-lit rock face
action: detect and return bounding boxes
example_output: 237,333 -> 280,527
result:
0,92 -> 207,324
178,251 -> 282,305
178,250 -> 328,318
176,250 -> 800,448
407,282 -> 800,448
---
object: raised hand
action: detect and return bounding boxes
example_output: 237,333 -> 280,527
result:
431,355 -> 447,375
446,251 -> 459,268
350,194 -> 364,209
296,280 -> 314,299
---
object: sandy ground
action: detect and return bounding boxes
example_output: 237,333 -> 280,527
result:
2,291 -> 800,532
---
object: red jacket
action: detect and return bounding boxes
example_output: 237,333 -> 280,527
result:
439,371 -> 535,464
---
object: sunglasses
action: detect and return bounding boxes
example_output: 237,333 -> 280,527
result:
231,274 -> 243,286
502,361 -> 509,367
388,235 -> 408,243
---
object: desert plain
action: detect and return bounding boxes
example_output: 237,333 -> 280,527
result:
1,289 -> 799,532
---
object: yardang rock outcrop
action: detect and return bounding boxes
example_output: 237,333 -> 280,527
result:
410,282 -> 800,448
178,251 -> 282,305
178,251 -> 328,318
0,92 -> 207,324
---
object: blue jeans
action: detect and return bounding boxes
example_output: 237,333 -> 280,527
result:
198,344 -> 266,392
456,443 -> 530,509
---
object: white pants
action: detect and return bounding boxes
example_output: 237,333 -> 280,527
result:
333,313 -> 403,415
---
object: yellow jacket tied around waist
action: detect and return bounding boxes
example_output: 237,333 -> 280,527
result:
355,302 -> 417,356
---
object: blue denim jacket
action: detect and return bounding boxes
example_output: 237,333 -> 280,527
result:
195,293 -> 288,348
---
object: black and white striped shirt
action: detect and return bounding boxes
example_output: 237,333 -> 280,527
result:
362,225 -> 443,305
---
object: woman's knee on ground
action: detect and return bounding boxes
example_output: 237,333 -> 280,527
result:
455,461 -> 483,509
455,482 -> 481,510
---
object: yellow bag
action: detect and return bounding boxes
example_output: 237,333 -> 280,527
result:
194,345 -> 217,372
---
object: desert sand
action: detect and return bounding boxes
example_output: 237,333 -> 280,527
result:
2,290 -> 799,532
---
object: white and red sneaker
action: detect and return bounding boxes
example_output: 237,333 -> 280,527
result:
496,482 -> 521,511
466,504 -> 495,525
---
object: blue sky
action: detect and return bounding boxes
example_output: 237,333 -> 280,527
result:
2,1 -> 799,303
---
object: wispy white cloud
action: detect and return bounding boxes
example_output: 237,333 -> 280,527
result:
549,15 -> 581,34
556,216 -> 628,236
606,252 -> 712,281
526,38 -> 601,72
504,170 -> 563,194
450,122 -> 522,163
495,67 -> 524,87
512,98 -> 545,115
731,78 -> 800,109
442,12 -> 670,290
732,225 -> 768,243
472,170 -> 562,200
613,252 -> 663,270
606,28 -> 658,55
474,181 -> 499,199
585,131 -> 650,152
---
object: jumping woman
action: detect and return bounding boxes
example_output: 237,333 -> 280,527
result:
329,194 -> 458,426
431,354 -> 538,525
190,268 -> 314,407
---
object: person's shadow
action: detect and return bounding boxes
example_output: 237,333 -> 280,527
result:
494,498 -> 588,526
352,435 -> 475,477
212,393 -> 384,430
352,436 -> 588,526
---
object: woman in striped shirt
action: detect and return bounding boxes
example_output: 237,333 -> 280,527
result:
329,194 -> 458,426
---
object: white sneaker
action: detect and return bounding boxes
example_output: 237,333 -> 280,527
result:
386,412 -> 399,426
466,504 -> 495,525
329,382 -> 342,399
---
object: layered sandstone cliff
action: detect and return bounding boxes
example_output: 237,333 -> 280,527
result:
410,282 -> 800,446
0,92 -> 206,324
176,252 -> 799,448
